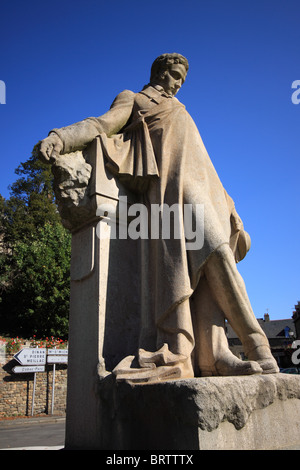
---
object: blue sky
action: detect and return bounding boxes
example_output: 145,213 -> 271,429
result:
0,0 -> 299,321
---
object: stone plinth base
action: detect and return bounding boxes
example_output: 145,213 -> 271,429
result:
92,373 -> 300,451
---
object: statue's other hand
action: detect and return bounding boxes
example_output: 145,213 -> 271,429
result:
39,133 -> 63,164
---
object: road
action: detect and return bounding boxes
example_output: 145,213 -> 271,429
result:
0,416 -> 65,450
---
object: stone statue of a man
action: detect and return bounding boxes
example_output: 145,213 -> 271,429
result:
38,53 -> 279,381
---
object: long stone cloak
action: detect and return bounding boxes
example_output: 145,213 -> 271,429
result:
53,85 -> 238,362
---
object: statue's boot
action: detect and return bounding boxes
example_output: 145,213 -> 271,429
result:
191,270 -> 271,377
202,244 -> 279,375
113,299 -> 196,384
245,343 -> 279,374
200,352 -> 263,377
112,344 -> 194,384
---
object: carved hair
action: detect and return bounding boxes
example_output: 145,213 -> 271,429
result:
150,53 -> 189,83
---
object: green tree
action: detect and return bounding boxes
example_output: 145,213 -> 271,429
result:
3,145 -> 60,245
0,147 -> 71,338
1,222 -> 71,337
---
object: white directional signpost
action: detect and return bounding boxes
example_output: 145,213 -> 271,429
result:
14,348 -> 46,366
47,349 -> 68,414
13,347 -> 68,416
13,348 -> 47,416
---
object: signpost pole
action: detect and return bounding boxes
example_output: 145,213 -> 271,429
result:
51,363 -> 56,415
47,348 -> 68,415
31,372 -> 36,416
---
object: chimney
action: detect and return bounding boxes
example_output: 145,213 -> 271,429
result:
264,313 -> 270,322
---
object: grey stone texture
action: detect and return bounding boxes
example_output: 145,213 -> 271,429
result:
65,373 -> 300,450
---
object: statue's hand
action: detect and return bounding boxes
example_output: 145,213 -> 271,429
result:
38,133 -> 63,164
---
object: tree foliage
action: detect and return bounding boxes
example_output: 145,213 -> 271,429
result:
0,147 -> 71,338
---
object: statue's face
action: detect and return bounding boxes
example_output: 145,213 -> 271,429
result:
156,64 -> 187,96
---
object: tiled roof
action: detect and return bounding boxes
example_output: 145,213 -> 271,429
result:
226,318 -> 296,339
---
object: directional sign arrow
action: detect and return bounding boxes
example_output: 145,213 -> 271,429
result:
14,348 -> 46,365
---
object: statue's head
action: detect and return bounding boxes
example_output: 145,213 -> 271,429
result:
150,53 -> 189,96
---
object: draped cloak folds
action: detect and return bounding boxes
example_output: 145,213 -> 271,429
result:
53,85 -> 239,373
97,86 -> 235,361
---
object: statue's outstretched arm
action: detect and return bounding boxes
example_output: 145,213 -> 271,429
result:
38,89 -> 135,163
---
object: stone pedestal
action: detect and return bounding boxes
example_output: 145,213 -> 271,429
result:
93,373 -> 300,451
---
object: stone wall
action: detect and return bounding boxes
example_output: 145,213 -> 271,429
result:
0,355 -> 67,417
